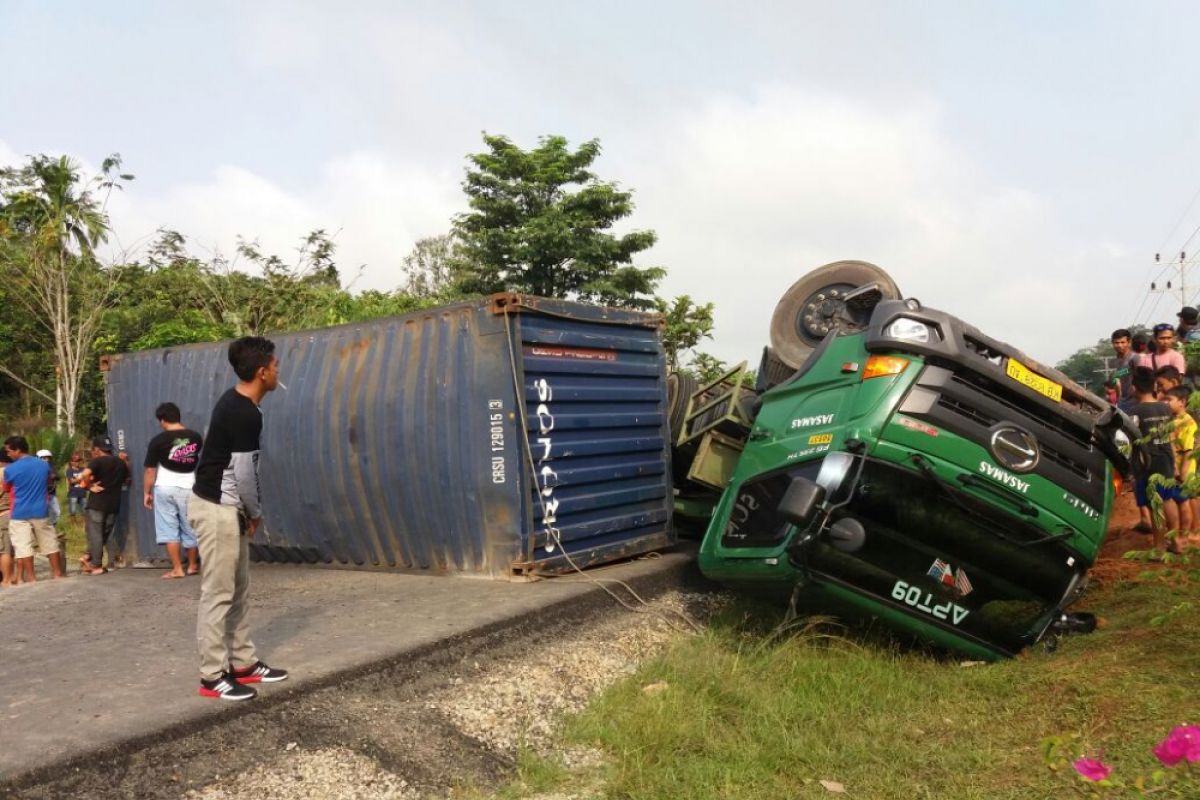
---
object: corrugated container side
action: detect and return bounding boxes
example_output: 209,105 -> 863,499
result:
103,295 -> 673,578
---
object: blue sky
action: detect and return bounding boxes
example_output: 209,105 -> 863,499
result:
4,1 -> 1200,372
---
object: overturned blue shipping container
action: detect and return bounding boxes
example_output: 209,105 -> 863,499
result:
101,294 -> 674,578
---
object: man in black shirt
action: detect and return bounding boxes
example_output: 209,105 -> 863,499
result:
190,336 -> 289,701
143,402 -> 204,579
77,436 -> 131,575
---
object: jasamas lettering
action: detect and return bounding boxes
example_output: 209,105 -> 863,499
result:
978,461 -> 1030,494
790,413 -> 835,429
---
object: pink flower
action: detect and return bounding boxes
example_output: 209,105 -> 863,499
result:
1153,725 -> 1200,767
1074,757 -> 1113,782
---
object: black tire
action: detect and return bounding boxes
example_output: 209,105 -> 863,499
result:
755,346 -> 796,393
666,371 -> 698,446
769,260 -> 900,369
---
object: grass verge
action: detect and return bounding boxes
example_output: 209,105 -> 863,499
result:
507,574 -> 1199,799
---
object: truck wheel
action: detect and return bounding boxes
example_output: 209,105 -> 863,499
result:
666,371 -> 698,446
755,346 -> 796,392
769,260 -> 901,368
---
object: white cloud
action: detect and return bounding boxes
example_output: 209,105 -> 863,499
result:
102,152 -> 464,289
1,81 -> 1135,376
0,141 -> 465,292
636,85 -> 1131,369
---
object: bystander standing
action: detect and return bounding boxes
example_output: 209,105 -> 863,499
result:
1137,324 -> 1188,375
191,336 -> 289,700
2,436 -> 65,582
143,402 -> 203,579
1129,367 -> 1180,555
77,436 -> 130,575
1108,328 -> 1138,411
65,454 -> 86,520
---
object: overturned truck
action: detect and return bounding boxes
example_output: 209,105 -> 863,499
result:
693,261 -> 1136,660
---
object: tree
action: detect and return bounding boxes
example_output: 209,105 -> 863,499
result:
110,228 -> 440,344
400,233 -> 461,300
0,276 -> 55,422
656,295 -> 716,371
1055,332 -> 1148,393
0,154 -> 132,434
141,228 -> 351,338
452,134 -> 663,309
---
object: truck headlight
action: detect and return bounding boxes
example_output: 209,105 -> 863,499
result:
885,317 -> 931,343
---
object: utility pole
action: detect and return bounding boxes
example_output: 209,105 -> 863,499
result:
1151,251 -> 1190,309
1094,356 -> 1116,385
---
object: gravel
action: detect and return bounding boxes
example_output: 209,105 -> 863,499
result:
430,590 -> 718,760
175,590 -> 725,799
184,748 -> 420,800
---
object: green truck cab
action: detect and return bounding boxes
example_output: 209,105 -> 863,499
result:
698,287 -> 1136,660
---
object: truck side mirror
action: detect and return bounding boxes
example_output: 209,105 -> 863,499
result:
778,477 -> 827,528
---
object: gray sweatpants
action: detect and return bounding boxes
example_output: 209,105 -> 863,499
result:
85,509 -> 120,567
189,494 -> 257,682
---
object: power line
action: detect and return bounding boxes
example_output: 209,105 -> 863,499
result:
1145,287 -> 1166,325
1156,182 -> 1200,255
1128,179 -> 1200,324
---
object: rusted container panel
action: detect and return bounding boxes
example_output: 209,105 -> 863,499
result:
102,294 -> 674,578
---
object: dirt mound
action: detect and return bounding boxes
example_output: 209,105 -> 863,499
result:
1092,490 -> 1155,585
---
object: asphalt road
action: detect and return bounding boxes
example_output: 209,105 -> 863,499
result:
0,545 -> 701,796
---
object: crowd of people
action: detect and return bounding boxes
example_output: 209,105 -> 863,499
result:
1105,305 -> 1200,555
0,438 -> 127,584
0,336 -> 288,701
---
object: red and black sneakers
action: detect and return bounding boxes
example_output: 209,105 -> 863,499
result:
199,673 -> 257,701
230,661 -> 290,684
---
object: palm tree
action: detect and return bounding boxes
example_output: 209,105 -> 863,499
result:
0,154 -> 131,434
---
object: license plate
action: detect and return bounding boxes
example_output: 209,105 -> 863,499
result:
1006,358 -> 1062,402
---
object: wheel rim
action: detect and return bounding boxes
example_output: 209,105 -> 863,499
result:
795,283 -> 858,343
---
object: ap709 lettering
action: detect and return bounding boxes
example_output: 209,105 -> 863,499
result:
890,580 -> 969,625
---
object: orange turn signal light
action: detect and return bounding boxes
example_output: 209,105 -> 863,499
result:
1112,473 -> 1123,497
863,355 -> 909,380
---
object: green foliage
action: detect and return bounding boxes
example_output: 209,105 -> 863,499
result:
400,233 -> 462,301
2,137 -> 719,434
128,312 -> 234,351
452,134 -> 663,309
686,352 -> 756,388
0,153 -> 117,255
24,428 -> 84,471
2,220 -> 457,434
1043,728 -> 1200,795
546,580 -> 1200,800
656,295 -> 715,371
1055,326 -> 1149,391
688,352 -> 731,384
0,153 -> 132,434
1056,337 -> 1118,391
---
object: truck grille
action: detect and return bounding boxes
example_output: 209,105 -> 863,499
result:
934,394 -> 1091,480
899,365 -> 1107,509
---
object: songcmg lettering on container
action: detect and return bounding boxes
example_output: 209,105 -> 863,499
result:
534,378 -> 561,553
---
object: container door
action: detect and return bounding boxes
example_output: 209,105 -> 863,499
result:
513,312 -> 675,573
